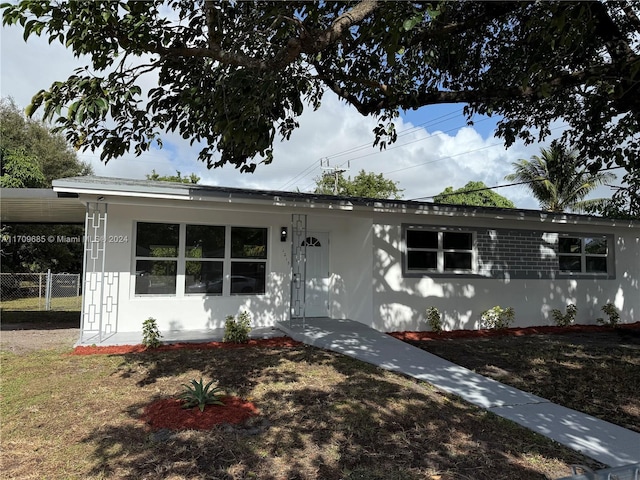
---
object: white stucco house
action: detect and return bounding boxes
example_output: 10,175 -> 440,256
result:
48,176 -> 638,343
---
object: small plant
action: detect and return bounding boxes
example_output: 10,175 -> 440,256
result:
179,378 -> 225,412
425,306 -> 443,333
224,311 -> 252,343
480,306 -> 515,329
142,317 -> 162,348
597,303 -> 620,327
551,304 -> 577,327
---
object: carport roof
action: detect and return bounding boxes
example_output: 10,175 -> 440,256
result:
0,188 -> 85,224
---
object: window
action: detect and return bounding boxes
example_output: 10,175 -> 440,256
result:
185,225 -> 225,294
558,236 -> 609,274
134,222 -> 268,296
405,227 -> 475,273
230,227 -> 267,294
135,223 -> 179,294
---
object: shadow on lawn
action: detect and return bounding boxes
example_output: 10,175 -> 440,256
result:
79,346 -> 601,479
409,330 -> 640,433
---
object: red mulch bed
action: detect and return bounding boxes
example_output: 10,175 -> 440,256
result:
388,321 -> 640,341
71,337 -> 302,355
141,396 -> 259,431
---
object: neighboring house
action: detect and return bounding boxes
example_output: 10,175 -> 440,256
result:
49,176 -> 638,342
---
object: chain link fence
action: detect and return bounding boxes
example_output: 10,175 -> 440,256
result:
0,272 -> 81,311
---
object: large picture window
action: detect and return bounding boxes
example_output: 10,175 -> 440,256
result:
134,222 -> 268,296
405,226 -> 475,273
558,236 -> 609,274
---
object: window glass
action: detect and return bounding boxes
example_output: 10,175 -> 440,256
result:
407,230 -> 438,249
586,257 -> 607,273
186,225 -> 225,258
443,232 -> 472,250
407,251 -> 437,270
136,223 -> 179,257
185,261 -> 224,294
231,227 -> 267,258
230,262 -> 266,294
444,252 -> 472,270
558,237 -> 581,254
559,256 -> 581,272
584,237 -> 607,255
135,260 -> 177,294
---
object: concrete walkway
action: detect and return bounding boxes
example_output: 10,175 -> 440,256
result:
277,317 -> 640,469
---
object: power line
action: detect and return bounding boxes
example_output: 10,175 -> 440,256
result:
293,117 -> 494,192
279,108 -> 480,190
409,165 -> 626,201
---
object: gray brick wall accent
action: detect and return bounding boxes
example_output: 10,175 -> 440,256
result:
476,229 -> 558,279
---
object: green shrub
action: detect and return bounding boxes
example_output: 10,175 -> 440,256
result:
597,303 -> 620,327
224,311 -> 252,343
480,306 -> 515,329
179,378 -> 225,412
425,306 -> 443,333
142,317 -> 162,348
551,304 -> 577,327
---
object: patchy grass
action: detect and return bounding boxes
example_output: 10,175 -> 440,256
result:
407,328 -> 640,433
1,344 -> 603,480
1,295 -> 82,311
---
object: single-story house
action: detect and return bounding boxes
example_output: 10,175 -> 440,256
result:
50,176 -> 638,342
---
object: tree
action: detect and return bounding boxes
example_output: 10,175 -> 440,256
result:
0,148 -> 47,188
588,170 -> 640,219
0,98 -> 92,273
504,142 -> 616,213
0,98 -> 92,186
146,170 -> 200,184
314,169 -> 403,199
2,2 -> 638,191
433,181 -> 515,208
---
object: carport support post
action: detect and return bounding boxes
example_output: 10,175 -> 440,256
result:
45,269 -> 52,311
81,203 -> 108,343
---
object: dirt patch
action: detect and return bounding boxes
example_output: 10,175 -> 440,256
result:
0,321 -> 79,354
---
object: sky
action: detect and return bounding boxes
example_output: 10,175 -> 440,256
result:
0,21 -> 588,210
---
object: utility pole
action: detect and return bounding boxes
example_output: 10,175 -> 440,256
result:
320,159 -> 349,195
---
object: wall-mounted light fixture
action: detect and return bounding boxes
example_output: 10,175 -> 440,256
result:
280,227 -> 288,242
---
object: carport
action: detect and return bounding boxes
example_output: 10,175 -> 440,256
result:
1,187 -> 87,317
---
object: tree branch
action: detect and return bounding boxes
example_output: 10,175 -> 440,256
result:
158,1 -> 380,71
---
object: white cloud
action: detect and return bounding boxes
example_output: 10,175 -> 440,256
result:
1,22 -> 568,210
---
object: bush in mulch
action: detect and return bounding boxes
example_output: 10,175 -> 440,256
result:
71,337 -> 302,355
388,321 -> 640,341
141,396 -> 259,431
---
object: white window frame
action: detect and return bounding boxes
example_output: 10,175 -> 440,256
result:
558,234 -> 610,275
133,222 -> 268,297
133,222 -> 180,296
404,225 -> 477,275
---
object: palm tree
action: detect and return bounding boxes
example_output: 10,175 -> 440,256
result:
505,142 -> 616,213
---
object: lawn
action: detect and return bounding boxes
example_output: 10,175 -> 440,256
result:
0,294 -> 82,311
405,328 -> 640,434
1,342 -> 604,480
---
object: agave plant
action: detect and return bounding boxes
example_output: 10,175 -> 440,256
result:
179,378 -> 225,412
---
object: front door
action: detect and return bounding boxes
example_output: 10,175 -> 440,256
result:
303,232 -> 329,317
